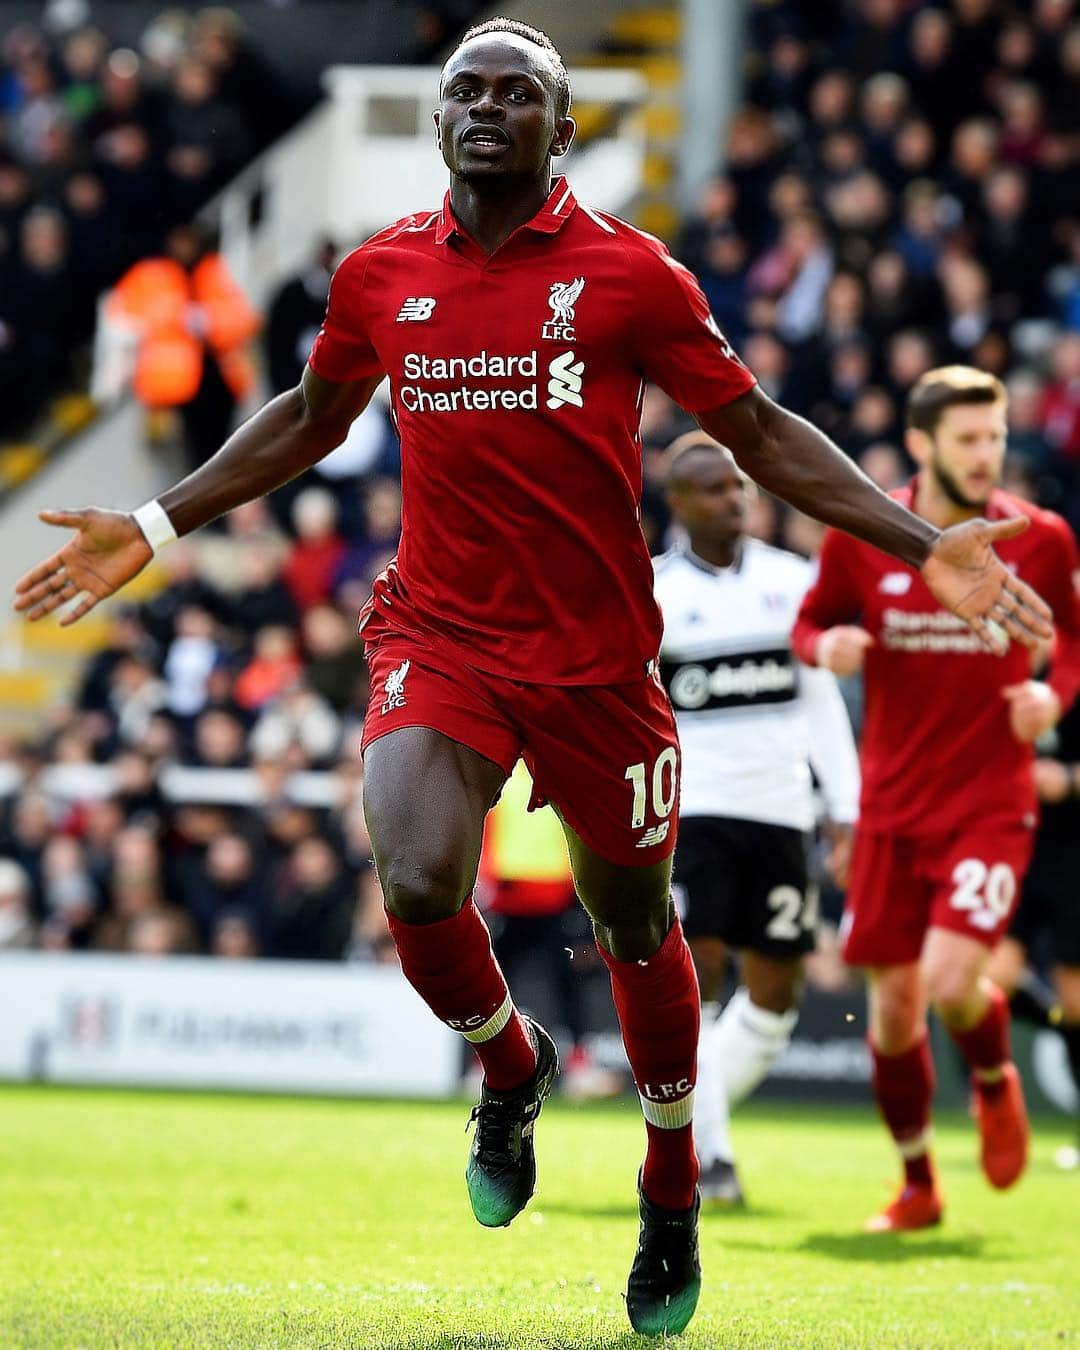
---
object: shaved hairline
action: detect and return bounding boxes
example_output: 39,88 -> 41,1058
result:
440,31 -> 571,118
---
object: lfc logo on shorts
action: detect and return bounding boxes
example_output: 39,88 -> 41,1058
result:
381,658 -> 410,714
542,276 -> 585,341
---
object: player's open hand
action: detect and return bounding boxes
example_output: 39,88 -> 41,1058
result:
13,507 -> 152,626
1002,680 -> 1061,743
920,516 -> 1053,654
1033,757 -> 1071,803
816,625 -> 872,677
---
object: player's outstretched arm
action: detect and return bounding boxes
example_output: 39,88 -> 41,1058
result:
699,387 -> 1052,653
13,368 -> 381,626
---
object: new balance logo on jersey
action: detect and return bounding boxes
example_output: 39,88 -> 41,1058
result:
542,276 -> 585,341
636,821 -> 670,848
396,297 -> 436,322
880,571 -> 913,595
381,658 -> 410,713
547,350 -> 585,409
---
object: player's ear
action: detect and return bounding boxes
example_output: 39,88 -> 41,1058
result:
432,109 -> 442,145
905,426 -> 932,467
551,115 -> 576,159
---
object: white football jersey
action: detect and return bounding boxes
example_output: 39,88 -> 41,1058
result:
654,538 -> 859,830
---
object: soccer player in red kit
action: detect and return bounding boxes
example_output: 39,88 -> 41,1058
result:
15,22 -> 1054,1334
794,367 -> 1080,1233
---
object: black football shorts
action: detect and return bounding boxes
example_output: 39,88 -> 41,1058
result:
672,815 -> 816,958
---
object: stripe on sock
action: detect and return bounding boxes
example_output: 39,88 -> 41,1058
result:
897,1126 -> 934,1160
460,991 -> 513,1044
639,1088 -> 695,1130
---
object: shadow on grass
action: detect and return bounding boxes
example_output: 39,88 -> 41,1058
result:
799,1230 -> 994,1262
405,1337 -> 669,1349
541,1200 -> 784,1222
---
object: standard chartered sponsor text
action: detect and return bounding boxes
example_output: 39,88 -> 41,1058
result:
881,607 -> 986,653
399,349 -> 539,413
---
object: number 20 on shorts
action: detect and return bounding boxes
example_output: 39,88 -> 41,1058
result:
624,748 -> 678,828
949,857 -> 1016,931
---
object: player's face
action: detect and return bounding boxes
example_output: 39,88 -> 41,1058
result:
435,37 -> 574,183
670,455 -> 748,545
924,401 -> 1008,510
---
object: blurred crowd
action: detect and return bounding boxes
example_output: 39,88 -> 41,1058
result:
0,6 -> 306,433
677,0 -> 1080,529
0,1 -> 485,437
0,482 -> 404,961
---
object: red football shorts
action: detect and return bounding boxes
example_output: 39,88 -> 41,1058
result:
841,817 -> 1035,966
362,637 -> 680,868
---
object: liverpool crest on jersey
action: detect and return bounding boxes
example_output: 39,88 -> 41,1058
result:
542,277 -> 585,341
381,658 -> 410,714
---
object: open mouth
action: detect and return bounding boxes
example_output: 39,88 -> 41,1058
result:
462,125 -> 510,150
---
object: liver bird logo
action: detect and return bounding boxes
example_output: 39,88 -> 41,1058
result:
548,276 -> 586,325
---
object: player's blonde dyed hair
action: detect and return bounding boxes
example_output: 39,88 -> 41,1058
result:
906,365 -> 1007,436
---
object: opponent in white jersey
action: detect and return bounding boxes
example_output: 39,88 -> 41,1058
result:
654,432 -> 860,1205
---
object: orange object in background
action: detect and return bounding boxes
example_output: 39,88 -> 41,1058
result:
478,760 -> 575,917
107,252 -> 260,408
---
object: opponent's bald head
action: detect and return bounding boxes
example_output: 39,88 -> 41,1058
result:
665,433 -> 740,493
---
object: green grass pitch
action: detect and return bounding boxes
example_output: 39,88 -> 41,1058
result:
1,1086 -> 1077,1348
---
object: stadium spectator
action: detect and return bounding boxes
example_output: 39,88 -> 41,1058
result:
186,830 -> 264,945
223,540 -> 298,637
265,835 -> 354,960
1040,332 -> 1080,460
283,488 -> 347,612
300,604 -> 369,715
106,222 -> 260,471
164,605 -> 221,724
233,625 -> 302,712
266,237 -> 337,396
0,857 -> 35,949
332,479 -> 402,612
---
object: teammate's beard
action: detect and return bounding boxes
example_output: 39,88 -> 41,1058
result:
931,452 -> 993,512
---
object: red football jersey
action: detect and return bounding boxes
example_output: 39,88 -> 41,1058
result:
308,178 -> 755,684
793,484 -> 1080,835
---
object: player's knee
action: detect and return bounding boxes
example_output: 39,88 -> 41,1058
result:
870,978 -> 923,1052
747,965 -> 802,1015
380,852 -> 471,924
923,960 -> 980,1017
873,1005 -> 922,1053
594,897 -> 673,962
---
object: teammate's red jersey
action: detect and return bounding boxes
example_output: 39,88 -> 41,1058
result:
308,178 -> 755,684
793,483 -> 1080,836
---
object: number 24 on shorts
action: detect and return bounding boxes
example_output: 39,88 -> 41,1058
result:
949,857 -> 1017,932
624,748 -> 678,828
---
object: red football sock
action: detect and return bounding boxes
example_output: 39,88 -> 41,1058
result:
948,982 -> 1011,1097
598,918 -> 700,1210
870,1035 -> 936,1189
386,899 -> 536,1091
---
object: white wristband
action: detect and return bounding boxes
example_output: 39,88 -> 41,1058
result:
132,499 -> 178,553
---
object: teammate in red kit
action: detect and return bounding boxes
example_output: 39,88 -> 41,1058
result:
794,366 -> 1080,1233
15,22 -> 1054,1334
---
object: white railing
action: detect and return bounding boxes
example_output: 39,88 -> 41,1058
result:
206,64 -> 648,308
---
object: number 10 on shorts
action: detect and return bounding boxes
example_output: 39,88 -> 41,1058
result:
624,748 -> 678,828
